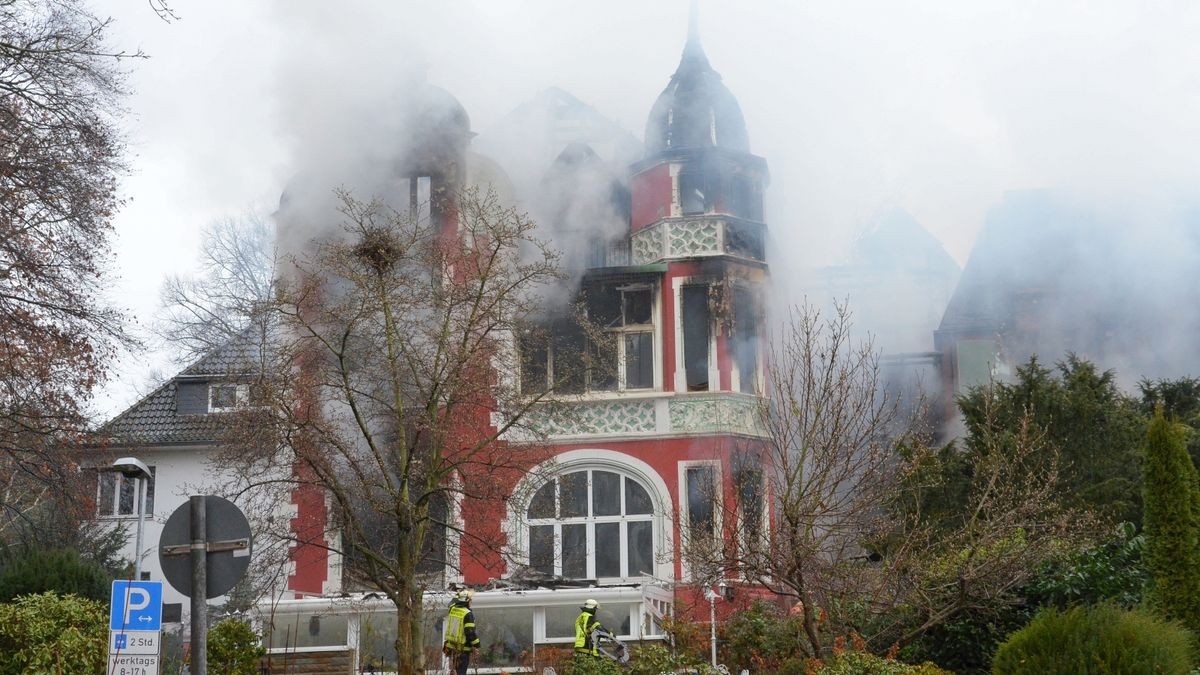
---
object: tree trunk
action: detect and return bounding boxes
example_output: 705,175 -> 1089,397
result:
393,586 -> 424,675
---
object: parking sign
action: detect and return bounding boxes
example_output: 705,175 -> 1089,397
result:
109,580 -> 163,632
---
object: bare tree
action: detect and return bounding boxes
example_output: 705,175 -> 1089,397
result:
693,302 -> 1092,658
0,0 -> 138,544
218,186 -> 578,675
156,211 -> 277,365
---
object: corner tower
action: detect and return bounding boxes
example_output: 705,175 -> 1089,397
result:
630,16 -> 769,396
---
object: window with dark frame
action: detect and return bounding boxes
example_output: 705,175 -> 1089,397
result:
678,170 -> 710,216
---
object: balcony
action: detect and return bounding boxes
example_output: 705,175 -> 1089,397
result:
630,215 -> 766,265
525,391 -> 766,441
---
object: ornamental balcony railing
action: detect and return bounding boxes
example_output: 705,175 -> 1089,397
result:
524,391 -> 767,441
630,215 -> 766,265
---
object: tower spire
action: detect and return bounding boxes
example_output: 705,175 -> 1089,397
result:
678,0 -> 710,73
688,0 -> 699,43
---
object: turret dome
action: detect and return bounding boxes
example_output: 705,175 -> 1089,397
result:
644,27 -> 749,157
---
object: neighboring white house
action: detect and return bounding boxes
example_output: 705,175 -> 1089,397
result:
92,333 -> 309,626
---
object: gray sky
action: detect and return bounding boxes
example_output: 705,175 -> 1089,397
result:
91,0 -> 1200,418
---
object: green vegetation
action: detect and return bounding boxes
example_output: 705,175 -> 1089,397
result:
721,600 -> 806,672
813,651 -> 952,675
0,548 -> 110,603
1142,410 -> 1200,633
957,355 -> 1146,525
0,592 -> 108,674
208,618 -> 267,674
992,604 -> 1194,675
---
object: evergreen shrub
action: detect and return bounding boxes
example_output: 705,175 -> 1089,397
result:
992,604 -> 1194,675
0,548 -> 109,602
1143,410 -> 1200,634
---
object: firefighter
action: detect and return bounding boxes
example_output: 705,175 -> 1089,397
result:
443,589 -> 481,675
573,598 -> 604,659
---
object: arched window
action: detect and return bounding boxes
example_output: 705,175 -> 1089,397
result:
526,469 -> 656,581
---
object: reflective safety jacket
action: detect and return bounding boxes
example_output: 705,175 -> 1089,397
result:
444,602 -> 481,653
574,609 -> 602,655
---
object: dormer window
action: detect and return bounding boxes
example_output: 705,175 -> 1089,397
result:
209,383 -> 249,413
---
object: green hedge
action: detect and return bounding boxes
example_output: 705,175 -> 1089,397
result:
992,604 -> 1194,675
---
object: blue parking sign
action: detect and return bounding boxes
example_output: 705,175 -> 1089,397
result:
110,580 -> 163,631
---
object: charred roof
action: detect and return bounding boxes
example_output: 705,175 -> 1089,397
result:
644,19 -> 749,158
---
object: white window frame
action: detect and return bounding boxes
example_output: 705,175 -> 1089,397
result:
678,459 -> 722,580
506,450 -> 674,584
208,382 -> 249,413
524,468 -> 657,583
609,283 -> 660,392
96,466 -> 155,519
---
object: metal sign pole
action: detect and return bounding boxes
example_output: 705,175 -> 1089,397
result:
134,476 -> 146,580
190,495 -> 207,675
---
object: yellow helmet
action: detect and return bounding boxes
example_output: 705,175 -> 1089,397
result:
454,589 -> 475,603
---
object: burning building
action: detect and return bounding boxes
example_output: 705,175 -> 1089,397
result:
95,17 -> 775,673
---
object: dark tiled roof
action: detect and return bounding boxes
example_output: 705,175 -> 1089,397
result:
181,328 -> 268,377
99,327 -> 268,447
98,380 -> 222,446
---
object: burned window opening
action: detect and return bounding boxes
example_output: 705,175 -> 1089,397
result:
678,170 -> 713,216
728,174 -> 763,222
732,286 -> 761,394
682,285 -> 712,391
399,176 -> 433,228
520,284 -> 657,394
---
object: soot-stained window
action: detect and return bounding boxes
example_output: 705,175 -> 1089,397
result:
682,285 -> 711,391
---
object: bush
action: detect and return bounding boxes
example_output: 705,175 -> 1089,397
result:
721,600 -> 806,671
208,618 -> 266,674
0,548 -> 110,603
628,642 -> 706,675
0,592 -> 108,674
561,653 -> 624,675
812,651 -> 951,674
992,604 -> 1195,675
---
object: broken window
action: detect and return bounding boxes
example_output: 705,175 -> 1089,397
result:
520,285 -> 657,395
728,174 -> 763,222
398,176 -> 433,227
732,287 -> 761,394
678,170 -> 711,216
518,319 -> 589,395
682,285 -> 712,391
524,469 -> 657,580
